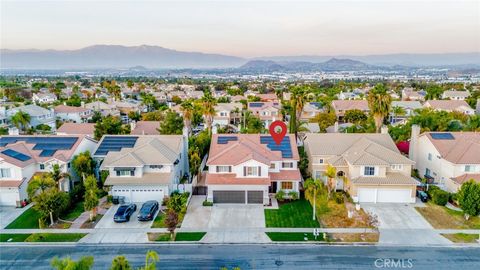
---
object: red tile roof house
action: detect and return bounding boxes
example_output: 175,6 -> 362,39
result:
0,135 -> 97,206
247,102 -> 282,129
331,100 -> 370,121
205,134 -> 301,204
57,123 -> 95,137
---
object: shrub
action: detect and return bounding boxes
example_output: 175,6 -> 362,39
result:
202,201 -> 213,206
432,190 -> 449,206
275,190 -> 286,202
333,192 -> 344,204
162,196 -> 170,206
107,195 -> 113,203
426,185 -> 440,199
449,192 -> 458,203
288,191 -> 299,200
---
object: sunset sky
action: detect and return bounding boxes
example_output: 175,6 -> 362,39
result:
1,0 -> 479,57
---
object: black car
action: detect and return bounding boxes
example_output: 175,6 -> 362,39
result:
138,200 -> 159,221
417,190 -> 428,202
113,204 -> 137,223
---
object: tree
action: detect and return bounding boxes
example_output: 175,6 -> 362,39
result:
128,111 -> 141,121
180,99 -> 194,133
367,83 -> 392,133
188,147 -> 201,178
51,256 -> 94,270
140,92 -> 158,112
167,194 -> 184,213
425,84 -> 444,100
72,151 -> 95,179
91,111 -> 102,123
303,178 -> 322,220
289,86 -> 306,134
201,92 -> 216,131
27,173 -> 56,199
94,116 -> 127,140
171,95 -> 182,104
110,256 -> 131,270
164,210 -> 179,238
158,110 -> 184,135
313,112 -> 336,133
50,163 -> 70,190
242,111 -> 264,134
11,110 -> 31,133
324,165 -> 337,199
344,109 -> 367,124
127,80 -> 134,89
28,174 -> 68,226
457,180 -> 480,220
138,250 -> 159,270
391,106 -> 406,123
84,175 -> 99,221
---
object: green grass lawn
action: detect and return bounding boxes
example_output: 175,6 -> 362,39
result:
147,233 -> 172,241
266,232 -> 325,242
265,199 -> 320,228
442,233 -> 479,243
0,234 -> 32,242
5,207 -> 42,229
174,232 -> 206,241
24,233 -> 86,242
416,203 -> 480,229
60,201 -> 85,221
151,213 -> 166,228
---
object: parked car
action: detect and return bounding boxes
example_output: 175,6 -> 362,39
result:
138,200 -> 159,221
417,190 -> 428,202
113,204 -> 137,223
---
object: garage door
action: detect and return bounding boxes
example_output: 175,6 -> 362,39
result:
247,191 -> 263,204
111,187 -> 165,203
358,188 -> 412,203
0,189 -> 19,206
213,191 -> 245,204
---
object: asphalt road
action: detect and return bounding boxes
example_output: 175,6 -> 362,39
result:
1,244 -> 479,270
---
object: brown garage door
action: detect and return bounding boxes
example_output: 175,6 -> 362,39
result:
247,191 -> 263,204
213,191 -> 245,204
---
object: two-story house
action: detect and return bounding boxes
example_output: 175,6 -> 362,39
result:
300,102 -> 324,122
247,102 -> 282,128
96,135 -> 188,203
0,135 -> 97,206
423,100 -> 475,115
212,102 -> 243,127
54,104 -> 93,123
331,100 -> 370,121
32,93 -> 57,104
84,101 -> 121,117
409,125 -> 480,192
304,133 -> 418,203
7,104 -> 56,130
205,134 -> 301,205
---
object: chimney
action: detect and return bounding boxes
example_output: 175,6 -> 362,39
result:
334,121 -> 339,133
409,125 -> 421,164
380,126 -> 388,134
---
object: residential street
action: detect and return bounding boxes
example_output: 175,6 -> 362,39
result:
1,244 -> 479,269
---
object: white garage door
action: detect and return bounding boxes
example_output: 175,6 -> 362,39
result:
111,186 -> 166,203
0,189 -> 19,206
358,188 -> 412,203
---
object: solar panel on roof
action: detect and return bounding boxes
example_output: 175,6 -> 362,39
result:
1,149 -> 32,161
94,136 -> 139,156
260,136 -> 292,158
39,150 -> 57,157
430,133 -> 455,140
217,136 -> 238,144
249,103 -> 264,108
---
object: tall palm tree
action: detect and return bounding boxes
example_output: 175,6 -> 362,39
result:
180,99 -> 194,133
139,250 -> 159,270
304,178 -> 322,220
367,84 -> 392,133
27,174 -> 56,199
324,165 -> 337,199
289,86 -> 306,134
201,92 -> 216,131
11,111 -> 31,133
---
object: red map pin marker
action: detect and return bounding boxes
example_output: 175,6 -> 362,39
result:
269,120 -> 287,145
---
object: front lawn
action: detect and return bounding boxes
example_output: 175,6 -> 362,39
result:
147,233 -> 172,241
442,233 -> 479,243
266,232 -> 325,241
329,233 -> 379,243
316,200 -> 372,228
60,201 -> 85,221
174,232 -> 206,241
0,234 -> 32,242
265,199 -> 320,228
416,203 -> 480,229
24,233 -> 86,242
151,213 -> 166,228
5,207 -> 41,229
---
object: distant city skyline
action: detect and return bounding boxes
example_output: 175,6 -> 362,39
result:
1,0 -> 479,57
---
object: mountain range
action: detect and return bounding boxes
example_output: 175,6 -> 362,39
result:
1,44 -> 479,70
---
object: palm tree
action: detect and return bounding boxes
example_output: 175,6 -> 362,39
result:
138,250 -> 159,270
367,84 -> 392,133
140,92 -> 156,112
289,86 -> 306,134
324,165 -> 337,199
50,164 -> 70,191
391,106 -> 406,124
51,256 -> 94,270
180,99 -> 194,133
201,92 -> 216,131
110,255 -> 131,270
304,178 -> 322,220
11,111 -> 31,133
27,174 -> 56,199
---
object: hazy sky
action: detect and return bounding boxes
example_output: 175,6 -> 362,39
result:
1,0 -> 479,57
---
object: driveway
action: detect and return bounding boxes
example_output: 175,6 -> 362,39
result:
95,203 -> 155,229
0,204 -> 32,229
362,203 -> 451,246
182,196 -> 269,243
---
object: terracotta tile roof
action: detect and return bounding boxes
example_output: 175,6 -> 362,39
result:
57,123 -> 95,135
131,121 -> 160,135
54,105 -> 90,114
332,100 -> 369,113
423,132 -> 480,164
206,173 -> 271,185
352,172 -> 419,185
207,134 -> 299,166
270,170 -> 302,181
451,174 -> 480,185
424,100 -> 473,112
104,172 -> 171,186
0,180 -> 23,188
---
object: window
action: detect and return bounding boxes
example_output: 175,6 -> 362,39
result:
428,153 -> 432,161
245,166 -> 259,176
216,166 -> 231,173
425,168 -> 431,177
220,112 -> 227,117
281,182 -> 293,189
364,166 -> 375,176
282,162 -> 293,168
314,171 -> 322,180
270,163 -> 276,169
116,170 -> 134,177
318,159 -> 324,164
391,165 -> 403,170
465,165 -> 473,172
149,165 -> 164,169
40,164 -> 45,170
0,168 -> 11,178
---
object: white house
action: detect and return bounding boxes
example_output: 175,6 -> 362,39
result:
6,104 -> 56,130
247,102 -> 282,128
54,104 -> 93,123
32,93 -> 57,104
212,102 -> 243,127
441,90 -> 470,101
0,135 -> 97,206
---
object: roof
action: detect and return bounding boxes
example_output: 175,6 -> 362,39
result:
54,105 -> 90,114
207,134 -> 299,166
443,90 -> 470,98
104,172 -> 171,186
214,102 -> 243,112
206,173 -> 271,185
57,123 -> 95,135
100,135 -> 183,169
247,102 -> 281,113
0,180 -> 23,188
7,104 -> 50,117
85,101 -> 115,110
331,100 -> 369,112
451,174 -> 480,185
391,101 -> 422,110
422,132 -> 480,164
131,121 -> 160,135
352,172 -> 419,185
270,170 -> 302,181
304,133 -> 414,166
424,100 -> 473,111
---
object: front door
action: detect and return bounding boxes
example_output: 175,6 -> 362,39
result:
269,182 -> 277,193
